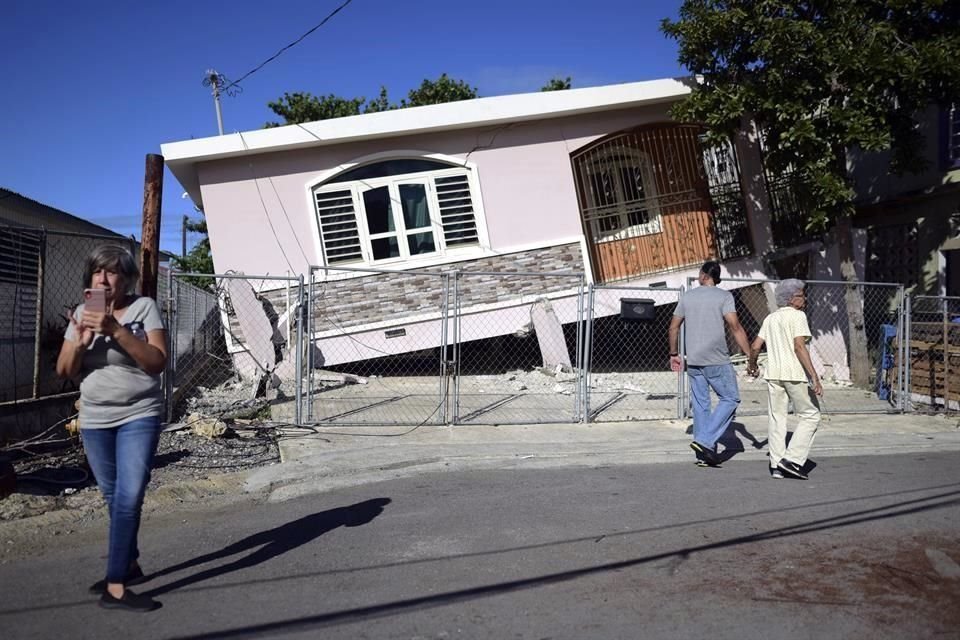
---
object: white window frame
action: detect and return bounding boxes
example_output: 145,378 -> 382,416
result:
584,149 -> 663,243
357,176 -> 442,263
307,152 -> 488,267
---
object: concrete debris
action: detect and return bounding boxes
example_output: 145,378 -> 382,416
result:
188,414 -> 230,439
315,370 -> 368,385
185,384 -> 271,421
513,321 -> 533,338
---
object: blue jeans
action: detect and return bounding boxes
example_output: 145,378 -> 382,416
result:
81,416 -> 162,583
687,364 -> 740,450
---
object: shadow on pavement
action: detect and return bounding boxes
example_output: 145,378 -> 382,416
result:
143,497 -> 391,597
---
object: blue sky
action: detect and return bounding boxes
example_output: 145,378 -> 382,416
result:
2,0 -> 685,255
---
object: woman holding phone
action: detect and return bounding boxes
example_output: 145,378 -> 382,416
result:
56,245 -> 167,612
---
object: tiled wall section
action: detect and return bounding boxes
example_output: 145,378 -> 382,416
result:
303,243 -> 584,331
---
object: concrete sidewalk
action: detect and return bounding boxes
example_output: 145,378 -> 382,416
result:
245,412 -> 960,502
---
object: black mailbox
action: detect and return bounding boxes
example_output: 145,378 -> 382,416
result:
620,298 -> 656,322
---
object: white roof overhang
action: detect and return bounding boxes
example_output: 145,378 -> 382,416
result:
161,77 -> 693,208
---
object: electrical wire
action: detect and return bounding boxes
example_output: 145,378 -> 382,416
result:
222,0 -> 355,92
267,177 -> 311,265
236,132 -> 298,274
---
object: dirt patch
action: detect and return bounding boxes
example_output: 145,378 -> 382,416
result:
0,424 -> 281,559
702,531 -> 960,636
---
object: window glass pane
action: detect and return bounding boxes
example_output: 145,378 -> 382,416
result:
399,184 -> 431,230
327,159 -> 454,183
371,236 -> 400,260
407,232 -> 436,256
362,187 -> 394,234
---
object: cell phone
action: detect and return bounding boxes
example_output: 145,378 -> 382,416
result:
83,288 -> 107,313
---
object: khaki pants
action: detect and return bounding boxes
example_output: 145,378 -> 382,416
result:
766,379 -> 821,469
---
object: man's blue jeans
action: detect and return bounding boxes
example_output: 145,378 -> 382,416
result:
687,364 -> 740,450
81,416 -> 162,583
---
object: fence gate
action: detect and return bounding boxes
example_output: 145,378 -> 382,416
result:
304,266 -> 450,427
451,271 -> 586,424
906,295 -> 960,414
586,284 -> 684,422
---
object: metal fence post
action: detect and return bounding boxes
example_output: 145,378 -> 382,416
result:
584,283 -> 595,423
452,270 -> 462,425
164,270 -> 175,423
678,285 -> 686,420
294,274 -> 304,426
905,294 -> 912,413
439,270 -> 450,425
576,274 -> 586,423
306,268 -> 315,423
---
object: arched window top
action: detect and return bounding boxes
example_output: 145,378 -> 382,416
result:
324,158 -> 461,184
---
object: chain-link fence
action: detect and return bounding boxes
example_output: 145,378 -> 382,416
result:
0,226 -> 138,408
452,271 -> 586,424
306,265 -> 451,426
586,285 -> 684,422
906,295 -> 960,414
162,267 -> 923,427
165,273 -> 304,426
687,277 -> 905,415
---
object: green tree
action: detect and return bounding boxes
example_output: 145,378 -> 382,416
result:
172,215 -> 215,289
541,77 -> 572,91
363,86 -> 396,113
401,73 -> 478,107
266,75 -> 479,126
662,0 -> 960,386
265,92 -> 365,127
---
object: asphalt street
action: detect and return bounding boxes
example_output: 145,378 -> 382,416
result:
2,450 -> 959,640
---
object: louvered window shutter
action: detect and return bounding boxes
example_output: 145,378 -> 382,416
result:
434,174 -> 478,247
315,189 -> 363,263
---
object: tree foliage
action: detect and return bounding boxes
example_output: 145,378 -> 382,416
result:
265,92 -> 366,128
541,77 -> 572,91
172,215 -> 215,289
661,0 -> 960,230
266,74 -> 479,126
401,73 -> 478,107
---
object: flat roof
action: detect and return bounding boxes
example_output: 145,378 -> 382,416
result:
161,77 -> 692,207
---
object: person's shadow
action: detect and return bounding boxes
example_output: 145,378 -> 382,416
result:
143,497 -> 391,596
716,422 -> 766,462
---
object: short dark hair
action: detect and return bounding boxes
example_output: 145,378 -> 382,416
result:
83,245 -> 139,293
700,261 -> 722,284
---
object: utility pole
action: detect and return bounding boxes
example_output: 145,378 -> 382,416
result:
204,69 -> 225,135
182,214 -> 189,257
140,154 -> 164,300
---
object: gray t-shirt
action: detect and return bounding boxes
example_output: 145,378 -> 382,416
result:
673,286 -> 736,366
65,295 -> 165,429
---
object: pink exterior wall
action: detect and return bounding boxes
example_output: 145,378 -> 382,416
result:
196,103 -> 675,277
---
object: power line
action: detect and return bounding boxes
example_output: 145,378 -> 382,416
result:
222,0 -> 355,92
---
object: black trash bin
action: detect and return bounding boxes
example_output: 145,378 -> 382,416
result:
620,298 -> 656,323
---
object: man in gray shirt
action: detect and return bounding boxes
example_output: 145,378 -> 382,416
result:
669,261 -> 752,467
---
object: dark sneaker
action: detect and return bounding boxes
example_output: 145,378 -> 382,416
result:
769,467 -> 784,479
88,565 -> 147,595
690,441 -> 720,467
777,459 -> 808,480
99,588 -> 160,612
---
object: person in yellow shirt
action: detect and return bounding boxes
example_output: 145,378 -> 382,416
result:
747,279 -> 822,480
